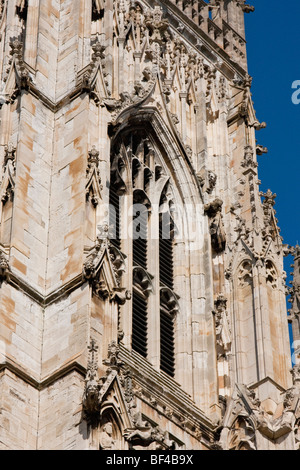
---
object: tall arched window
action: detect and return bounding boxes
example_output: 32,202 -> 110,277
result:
159,189 -> 177,377
132,198 -> 150,359
109,128 -> 179,378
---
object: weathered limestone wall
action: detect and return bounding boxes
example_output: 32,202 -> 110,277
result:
41,286 -> 90,378
0,370 -> 39,450
10,92 -> 53,293
0,283 -> 43,378
46,97 -> 89,293
37,372 -> 87,450
36,0 -> 91,101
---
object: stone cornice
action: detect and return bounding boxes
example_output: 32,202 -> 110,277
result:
2,79 -> 94,113
0,359 -> 86,391
5,271 -> 84,308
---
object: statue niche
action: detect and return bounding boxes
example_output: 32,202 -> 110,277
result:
99,414 -> 123,450
99,422 -> 116,450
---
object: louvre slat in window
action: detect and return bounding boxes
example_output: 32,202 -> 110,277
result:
159,214 -> 176,377
160,309 -> 175,377
132,291 -> 148,358
159,220 -> 174,290
109,183 -> 121,250
133,206 -> 148,270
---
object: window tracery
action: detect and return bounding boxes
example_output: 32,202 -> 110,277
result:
110,128 -> 179,377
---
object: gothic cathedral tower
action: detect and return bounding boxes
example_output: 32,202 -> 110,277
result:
0,0 -> 299,451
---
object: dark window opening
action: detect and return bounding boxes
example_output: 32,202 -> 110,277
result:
159,215 -> 174,290
133,206 -> 148,270
109,183 -> 121,250
160,307 -> 175,378
132,290 -> 148,358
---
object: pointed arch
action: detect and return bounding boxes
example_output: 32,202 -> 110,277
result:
110,106 -> 204,207
233,258 -> 258,385
109,107 -> 205,384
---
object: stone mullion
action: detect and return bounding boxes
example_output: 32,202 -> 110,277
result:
119,193 -> 133,351
218,99 -> 233,247
147,208 -> 160,370
180,92 -> 187,143
204,229 -> 221,419
173,240 -> 192,392
0,12 -> 6,78
252,262 -> 269,382
103,0 -> 113,97
232,274 -> 248,385
275,282 -> 293,389
226,274 -> 238,387
133,51 -> 142,86
118,38 -> 125,97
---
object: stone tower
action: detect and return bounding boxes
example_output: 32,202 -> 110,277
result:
0,0 -> 298,451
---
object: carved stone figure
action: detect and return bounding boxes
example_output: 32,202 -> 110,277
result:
205,199 -> 226,253
99,422 -> 116,450
125,425 -> 164,449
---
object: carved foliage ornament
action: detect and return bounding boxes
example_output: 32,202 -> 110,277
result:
103,1 -> 228,126
0,249 -> 9,283
8,39 -> 31,90
228,416 -> 256,451
220,382 -> 300,449
291,364 -> 300,385
83,339 -> 101,423
241,145 -> 258,171
198,168 -> 217,195
214,294 -> 231,356
237,260 -> 253,288
1,143 -> 16,204
260,189 -> 281,240
289,248 -> 300,315
83,340 -> 124,426
76,41 -> 107,102
83,226 -> 130,304
83,341 -> 178,449
86,146 -> 103,207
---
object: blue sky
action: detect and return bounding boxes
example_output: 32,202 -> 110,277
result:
245,1 -> 300,250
